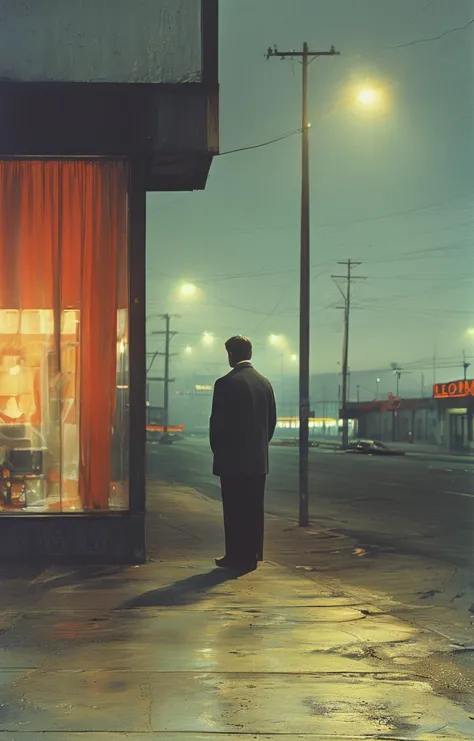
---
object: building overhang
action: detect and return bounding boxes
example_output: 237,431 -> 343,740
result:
0,82 -> 218,191
0,0 -> 219,191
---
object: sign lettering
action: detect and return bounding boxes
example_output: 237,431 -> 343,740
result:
433,379 -> 474,399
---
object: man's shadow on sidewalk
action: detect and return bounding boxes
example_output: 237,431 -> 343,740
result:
121,569 -> 239,609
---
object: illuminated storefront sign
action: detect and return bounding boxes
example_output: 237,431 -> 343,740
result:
433,379 -> 474,400
276,417 -> 355,431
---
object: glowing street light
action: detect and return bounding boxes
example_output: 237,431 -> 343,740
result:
291,353 -> 298,362
268,334 -> 283,347
184,345 -> 193,354
202,331 -> 214,346
352,82 -> 390,118
357,88 -> 379,106
179,282 -> 198,298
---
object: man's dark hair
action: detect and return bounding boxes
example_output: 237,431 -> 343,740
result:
225,335 -> 252,362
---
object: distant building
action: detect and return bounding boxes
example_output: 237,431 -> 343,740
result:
170,375 -> 216,433
348,380 -> 474,453
347,397 -> 438,445
433,379 -> 474,452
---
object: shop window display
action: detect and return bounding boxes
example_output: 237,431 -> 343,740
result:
0,159 -> 129,513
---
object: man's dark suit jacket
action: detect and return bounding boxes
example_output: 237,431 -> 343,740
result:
210,361 -> 277,477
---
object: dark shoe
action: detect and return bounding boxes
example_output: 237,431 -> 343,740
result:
215,557 -> 257,572
215,556 -> 236,568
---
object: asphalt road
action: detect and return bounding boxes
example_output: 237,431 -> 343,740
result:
148,437 -> 474,570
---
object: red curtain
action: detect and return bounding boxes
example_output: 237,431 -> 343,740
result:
0,159 -> 129,510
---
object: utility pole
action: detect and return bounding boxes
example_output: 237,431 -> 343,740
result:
280,352 -> 285,415
266,42 -> 339,527
463,350 -> 470,381
332,260 -> 365,448
146,350 -> 159,425
151,314 -> 178,433
391,363 -> 402,397
163,314 -> 172,432
390,362 -> 404,443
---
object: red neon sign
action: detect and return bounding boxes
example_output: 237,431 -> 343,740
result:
433,379 -> 474,399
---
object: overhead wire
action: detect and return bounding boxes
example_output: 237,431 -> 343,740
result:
211,192 -> 473,237
219,128 -> 302,157
390,18 -> 474,49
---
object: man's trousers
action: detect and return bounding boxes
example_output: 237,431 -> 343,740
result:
220,474 -> 266,564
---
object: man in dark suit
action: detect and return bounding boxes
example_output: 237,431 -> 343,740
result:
210,335 -> 277,571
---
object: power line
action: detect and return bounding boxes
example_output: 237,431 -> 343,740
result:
217,192 -> 473,237
406,0 -> 438,22
390,18 -> 474,49
199,301 -> 288,317
219,128 -> 302,157
369,237 -> 473,265
313,194 -> 473,231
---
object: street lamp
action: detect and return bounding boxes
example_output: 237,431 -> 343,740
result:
352,82 -> 389,118
268,334 -> 283,347
179,282 -> 198,299
202,331 -> 214,346
376,377 -> 381,400
357,88 -> 379,106
184,345 -> 193,355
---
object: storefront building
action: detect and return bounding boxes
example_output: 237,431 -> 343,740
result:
348,397 -> 438,444
0,0 -> 218,561
433,379 -> 474,452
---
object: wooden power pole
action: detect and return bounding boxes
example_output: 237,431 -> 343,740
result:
266,42 -> 339,526
151,314 -> 178,433
332,260 -> 365,449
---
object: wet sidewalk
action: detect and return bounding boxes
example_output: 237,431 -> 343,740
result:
0,481 -> 473,739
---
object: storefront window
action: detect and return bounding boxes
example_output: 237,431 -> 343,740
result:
0,159 -> 129,513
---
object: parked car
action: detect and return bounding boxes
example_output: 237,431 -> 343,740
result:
348,439 -> 405,456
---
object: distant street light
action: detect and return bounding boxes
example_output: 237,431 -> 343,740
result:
202,331 -> 214,346
291,353 -> 298,362
376,377 -> 381,399
184,345 -> 193,354
268,334 -> 283,347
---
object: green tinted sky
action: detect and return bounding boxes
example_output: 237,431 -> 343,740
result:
147,0 -> 474,382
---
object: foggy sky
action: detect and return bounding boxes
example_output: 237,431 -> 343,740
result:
146,0 -> 474,387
